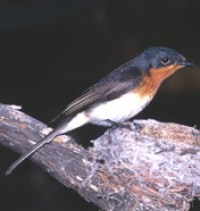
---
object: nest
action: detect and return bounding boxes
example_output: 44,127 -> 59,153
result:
89,120 -> 200,210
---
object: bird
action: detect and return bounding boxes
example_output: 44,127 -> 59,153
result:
5,46 -> 193,175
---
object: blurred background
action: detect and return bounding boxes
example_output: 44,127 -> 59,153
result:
0,0 -> 199,210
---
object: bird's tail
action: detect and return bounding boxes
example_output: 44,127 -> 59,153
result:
5,128 -> 61,175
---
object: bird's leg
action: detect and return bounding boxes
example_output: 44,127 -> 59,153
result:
105,119 -> 132,130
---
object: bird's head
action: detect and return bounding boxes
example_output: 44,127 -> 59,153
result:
136,47 -> 193,81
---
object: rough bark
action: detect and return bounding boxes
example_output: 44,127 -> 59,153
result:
0,103 -> 200,211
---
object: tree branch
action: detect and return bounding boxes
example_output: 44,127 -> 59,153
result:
0,103 -> 200,210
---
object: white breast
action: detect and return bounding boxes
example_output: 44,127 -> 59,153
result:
88,91 -> 152,126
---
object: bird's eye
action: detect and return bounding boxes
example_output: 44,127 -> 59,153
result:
160,57 -> 171,65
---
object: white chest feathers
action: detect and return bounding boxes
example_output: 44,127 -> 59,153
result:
88,91 -> 153,126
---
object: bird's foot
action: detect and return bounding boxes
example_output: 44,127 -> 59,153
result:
105,119 -> 132,130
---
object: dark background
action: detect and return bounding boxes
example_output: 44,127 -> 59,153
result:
0,0 -> 200,210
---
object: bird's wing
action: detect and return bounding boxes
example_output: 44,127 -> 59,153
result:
64,81 -> 134,115
49,66 -> 142,126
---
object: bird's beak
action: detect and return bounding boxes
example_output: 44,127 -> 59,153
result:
178,61 -> 194,66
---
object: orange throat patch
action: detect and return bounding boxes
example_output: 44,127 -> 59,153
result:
134,64 -> 184,98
